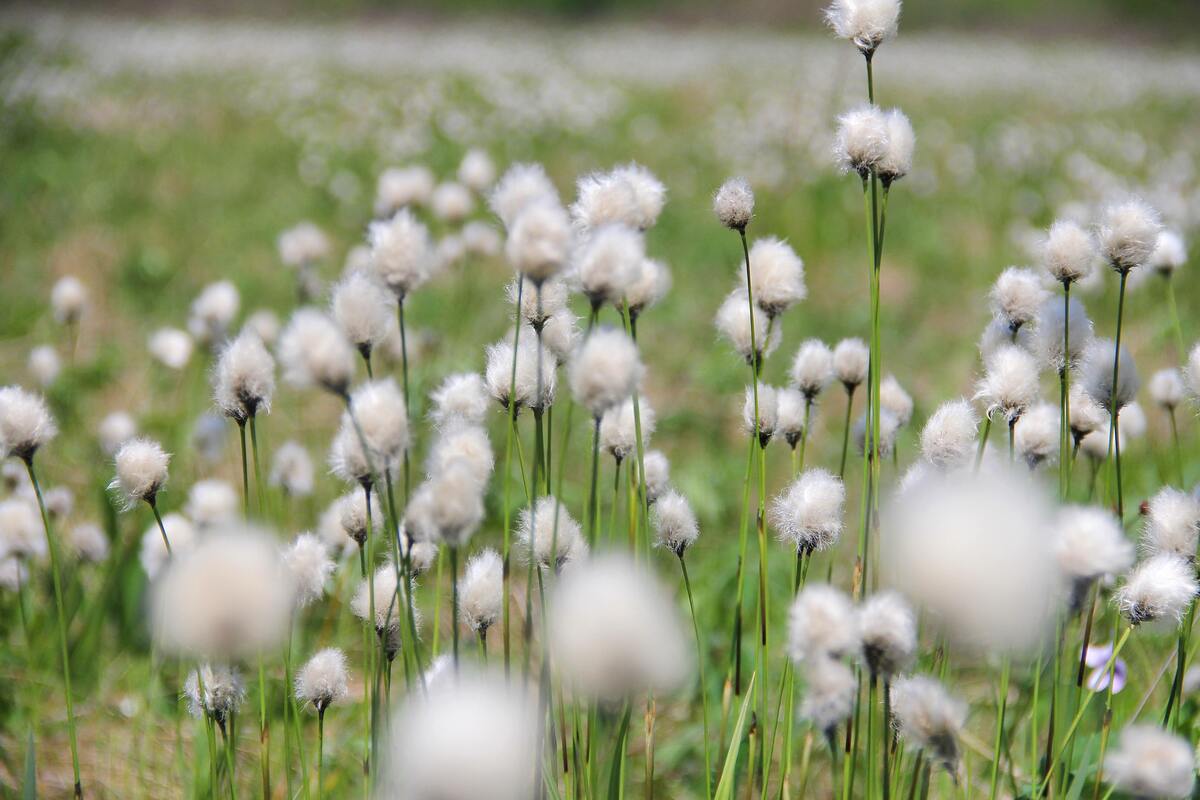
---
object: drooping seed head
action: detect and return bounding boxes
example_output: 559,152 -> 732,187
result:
770,468 -> 846,554
278,309 -> 356,396
111,437 -> 170,509
712,177 -> 754,231
824,0 -> 901,55
1068,384 -> 1107,442
459,547 -> 504,633
742,237 -> 806,318
1103,724 -> 1196,800
651,490 -> 699,557
1097,197 -> 1163,273
184,663 -> 245,725
1115,553 -> 1197,629
294,647 -> 349,712
0,386 -> 57,462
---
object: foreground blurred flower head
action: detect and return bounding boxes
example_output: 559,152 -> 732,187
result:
381,673 -> 537,800
882,467 -> 1057,653
891,675 -> 967,775
0,386 -> 57,463
1103,724 -> 1195,799
152,526 -> 296,659
549,554 -> 688,701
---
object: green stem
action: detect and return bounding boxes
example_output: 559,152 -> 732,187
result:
249,415 -> 266,518
258,657 -> 271,800
839,385 -> 856,479
988,658 -> 1011,800
974,416 -> 992,473
608,702 -> 633,799
1169,409 -> 1184,487
450,545 -> 460,669
149,498 -> 173,556
1060,284 -> 1072,501
396,298 -> 412,500
1165,275 -> 1186,359
237,420 -> 250,518
1108,271 -> 1128,519
680,556 -> 713,800
500,278 -> 524,678
587,416 -> 602,546
317,709 -> 325,800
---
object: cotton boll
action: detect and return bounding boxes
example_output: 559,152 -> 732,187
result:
919,399 -> 977,470
295,648 -> 349,712
430,373 -> 490,430
877,108 -> 914,184
881,467 -> 1058,654
507,276 -> 569,328
336,489 -> 383,547
1015,402 -> 1059,469
184,664 -> 245,725
638,450 -> 670,504
1097,197 -> 1162,273
568,326 -> 642,418
97,411 -> 137,457
426,425 -> 493,489
152,526 -> 295,659
599,397 -> 654,464
1142,488 -> 1200,562
835,105 -> 889,176
1115,553 -> 1197,629
1149,368 -> 1185,411
825,0 -> 901,55
458,149 -> 496,193
743,383 -> 780,446
185,480 -> 238,529
833,338 -> 870,389
770,468 -> 845,554
278,309 -> 356,396
880,374 -> 913,427
652,490 -> 699,557
976,344 -> 1039,424
284,532 -> 334,608
990,267 -> 1048,334
28,346 -> 60,388
0,498 -> 46,561
790,339 -> 834,399
50,275 -> 87,324
459,547 -> 503,634
549,554 -> 688,701
1150,230 -> 1187,277
1068,384 -> 1107,443
431,182 -> 474,223
331,271 -> 393,359
799,657 -> 857,736
111,437 -> 169,509
139,513 -> 195,580
148,328 -> 194,370
269,441 -> 314,497
891,676 -> 967,774
1103,725 -> 1196,800
573,224 -> 643,310
381,675 -> 537,800
612,163 -> 666,231
213,329 -> 275,422
854,409 -> 900,460
776,388 -> 808,449
1043,219 -> 1097,286
70,522 -> 109,563
461,221 -> 502,257
516,496 -> 587,571
571,171 -> 639,233
490,163 -> 559,230
277,222 -> 331,268
375,165 -> 434,217
1053,506 -> 1134,610
743,237 -> 806,318
1079,338 -> 1139,413
858,592 -> 916,678
369,209 -> 435,300
788,584 -> 859,662
188,281 -> 240,346
715,289 -> 779,366
625,258 -> 671,318
713,177 -> 754,231
405,466 -> 485,548
506,201 -> 573,284
0,386 -> 57,462
1032,296 -> 1092,373
347,378 -> 409,474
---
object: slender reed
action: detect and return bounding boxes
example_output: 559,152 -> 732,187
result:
679,554 -> 713,800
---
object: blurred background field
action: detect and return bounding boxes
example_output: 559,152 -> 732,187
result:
1,3 -> 1199,796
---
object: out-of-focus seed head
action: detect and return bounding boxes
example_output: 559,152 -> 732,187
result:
506,201 -> 573,284
278,309 -> 356,396
624,258 -> 671,318
1141,487 -> 1200,562
139,512 -> 194,580
572,224 -> 644,310
270,440 -> 315,497
788,584 -> 859,662
516,496 -> 587,572
430,372 -> 491,430
1079,337 -> 1139,414
891,675 -> 967,775
638,450 -> 671,504
490,163 -> 559,230
1103,725 -> 1196,800
1149,368 -> 1185,411
776,388 -> 809,449
744,383 -> 780,446
148,327 -> 195,371
1150,230 -> 1187,277
0,497 -> 46,562
97,411 -> 137,457
184,664 -> 245,725
187,281 -> 240,347
975,344 -> 1039,424
880,374 -> 913,427
858,591 -> 917,678
799,657 -> 856,736
1032,296 -> 1092,374
369,209 -> 436,300
331,271 -> 393,358
284,532 -> 334,608
50,275 -> 87,324
1014,402 -> 1060,470
0,386 -> 57,463
277,221 -> 331,268
28,345 -> 60,388
375,165 -> 434,217
458,149 -> 496,193
185,479 -> 238,530
1053,505 -> 1134,610
568,326 -> 643,418
431,181 -> 474,223
877,108 -> 914,184
990,267 -> 1048,334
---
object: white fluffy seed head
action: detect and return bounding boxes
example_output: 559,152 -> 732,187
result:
833,338 -> 870,388
508,277 -> 568,327
652,490 -> 699,557
213,329 -> 275,422
568,327 -> 643,417
976,344 -> 1040,424
506,201 -> 573,283
639,450 -> 671,504
744,383 -> 780,445
336,489 -> 382,546
1097,197 -> 1163,273
1069,384 -> 1107,441
111,437 -> 169,508
1104,725 -> 1196,800
891,676 -> 967,774
426,425 -> 494,489
70,522 -> 109,563
990,267 -> 1048,333
331,271 -> 393,355
246,309 -> 280,345
1116,553 -> 1198,629
824,0 -> 901,54
375,165 -> 434,217
549,553 -> 688,701
0,498 -> 46,561
599,397 -> 654,463
152,526 -> 295,659
329,421 -> 370,486
458,148 -> 496,192
277,222 -> 330,267
97,411 -> 137,457
877,108 -> 914,183
1189,342 -> 1200,398
270,441 -> 314,497
573,224 -> 644,309
776,388 -> 808,448
139,512 -> 194,580
284,532 -> 334,608
1043,219 -> 1096,285
351,563 -> 417,636
431,181 -> 474,223
1053,506 -> 1134,609
713,177 -> 754,231
1014,402 -> 1060,470
743,237 -> 806,318
50,275 -> 87,324
800,657 -> 857,735
369,209 -> 435,300
382,675 -> 537,800
0,386 -> 57,462
788,584 -> 859,662
184,664 -> 245,724
28,345 -> 60,388
1151,230 -> 1187,277
790,339 -> 834,398
295,647 -> 349,712
854,409 -> 901,459
490,163 -> 559,230
770,468 -> 846,553
462,221 -> 502,257
405,466 -> 485,548
534,310 -> 579,367
610,163 -> 666,231
715,289 -> 780,366
1149,368 -> 1185,411
278,309 -> 356,395
185,479 -> 238,529
919,399 -> 978,470
430,372 -> 490,430
625,258 -> 671,317
0,557 -> 27,591
1079,337 -> 1139,413
1032,296 -> 1092,373
571,170 -> 639,234
148,327 -> 195,370
858,592 -> 917,678
349,378 -> 410,473
187,281 -> 240,346
459,547 -> 503,633
1142,488 -> 1200,562
835,105 -> 889,176
516,496 -> 587,571
880,374 -> 914,426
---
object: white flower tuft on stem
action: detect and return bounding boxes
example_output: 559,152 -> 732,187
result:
573,223 -> 644,310
458,149 -> 496,193
1149,368 -> 1185,411
97,411 -> 137,457
0,498 -> 47,561
369,209 -> 436,301
1032,296 -> 1092,373
824,0 -> 901,55
1014,402 -> 1060,469
715,289 -> 780,366
880,374 -> 913,427
213,329 -> 275,422
835,105 -> 889,177
638,450 -> 671,504
404,466 -> 486,548
975,344 -> 1039,424
611,163 -> 666,231
651,490 -> 700,557
1097,197 -> 1163,273
599,397 -> 655,464
50,275 -> 88,324
1079,337 -> 1139,413
568,326 -> 643,418
744,382 -> 780,445
799,657 -> 857,736
270,440 -> 315,497
769,468 -> 845,553
506,201 -> 573,284
713,178 -> 754,231
148,327 -> 194,370
1150,230 -> 1187,277
430,373 -> 490,430
284,532 -> 334,608
891,675 -> 967,774
375,165 -> 434,217
277,222 -> 330,268
1043,219 -> 1096,285
490,163 -> 559,230
69,523 -> 109,563
185,479 -> 238,529
278,309 -> 356,396
336,489 -> 382,547
187,281 -> 240,347
426,425 -> 494,489
854,409 -> 900,459
919,399 -> 977,469
0,386 -> 57,462
351,562 -> 418,637
459,547 -> 503,634
788,584 -> 859,662
184,664 -> 245,724
742,237 -> 806,318
776,388 -> 808,448
833,338 -> 870,389
1053,506 -> 1133,609
295,647 -> 349,712
790,339 -> 834,399
990,267 -> 1048,335
1103,725 -> 1196,800
858,591 -> 916,678
625,258 -> 671,319
331,271 -> 393,359
431,182 -> 474,223
29,346 -> 60,388
111,437 -> 169,509
516,496 -> 587,571
1141,487 -> 1200,562
877,108 -> 914,184
1115,553 -> 1197,628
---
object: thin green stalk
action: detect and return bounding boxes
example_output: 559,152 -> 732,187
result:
609,702 -> 634,799
258,657 -> 271,800
221,715 -> 238,800
317,709 -> 326,800
988,658 -> 1011,800
974,416 -> 992,473
450,545 -> 460,669
24,459 -> 83,799
1165,276 -> 1185,358
1108,271 -> 1129,519
680,556 -> 713,800
1059,283 -> 1072,501
237,420 -> 250,517
248,415 -> 266,518
149,498 -> 173,556
882,680 -> 893,800
587,416 -> 602,545
609,458 -> 624,545
500,278 -> 524,677
195,666 -> 220,799
1168,409 -> 1184,487
396,298 -> 412,500
797,399 -> 812,474
1090,642 -> 1122,800
1162,598 -> 1195,730
731,433 -> 756,696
